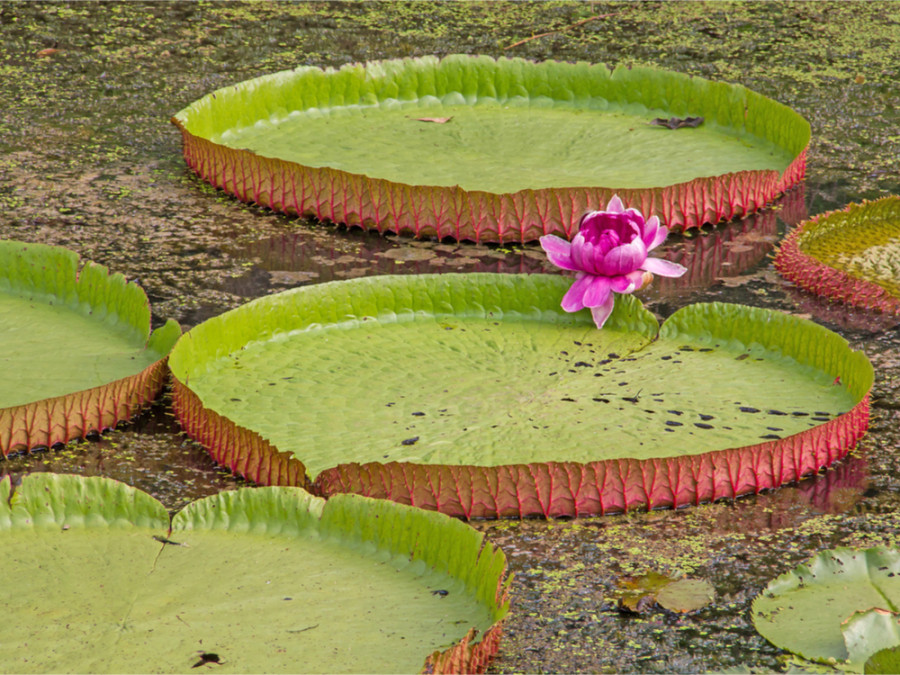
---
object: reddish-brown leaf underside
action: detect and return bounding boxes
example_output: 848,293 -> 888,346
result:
170,373 -> 870,519
775,198 -> 900,316
171,124 -> 807,244
0,358 -> 169,457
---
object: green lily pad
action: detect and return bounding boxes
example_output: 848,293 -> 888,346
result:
865,646 -> 900,674
752,547 -> 900,672
0,473 -> 508,674
656,578 -> 716,613
0,240 -> 180,456
169,273 -> 871,518
775,196 -> 900,316
172,55 -> 810,242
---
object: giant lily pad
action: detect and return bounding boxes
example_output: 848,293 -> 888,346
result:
172,55 -> 810,242
0,473 -> 508,673
0,241 -> 180,456
775,196 -> 900,316
752,547 -> 900,673
169,273 -> 871,518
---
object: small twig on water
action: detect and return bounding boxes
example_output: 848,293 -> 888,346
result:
504,13 -> 619,50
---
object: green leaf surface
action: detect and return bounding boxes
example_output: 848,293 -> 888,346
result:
170,273 -> 871,484
865,646 -> 900,674
656,578 -> 716,613
775,196 -> 900,315
752,548 -> 900,671
0,240 -> 180,409
177,55 -> 802,193
173,55 -> 810,240
0,474 -> 507,674
843,609 -> 900,672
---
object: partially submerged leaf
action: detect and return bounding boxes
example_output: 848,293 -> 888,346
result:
752,547 -> 900,672
0,240 -> 180,456
169,273 -> 872,518
843,608 -> 900,672
775,196 -> 900,316
172,54 -> 809,241
0,473 -> 508,674
616,571 -> 675,614
656,578 -> 716,613
865,646 -> 900,674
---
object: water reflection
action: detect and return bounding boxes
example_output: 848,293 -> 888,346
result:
222,187 -> 809,306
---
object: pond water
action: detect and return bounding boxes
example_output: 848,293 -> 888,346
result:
1,2 -> 899,673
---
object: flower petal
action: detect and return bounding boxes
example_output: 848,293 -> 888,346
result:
539,235 -> 579,271
606,195 -> 626,214
580,275 -> 613,308
590,293 -> 617,329
561,273 -> 594,312
600,238 -> 648,276
641,216 -> 669,251
641,256 -> 688,278
610,270 -> 646,294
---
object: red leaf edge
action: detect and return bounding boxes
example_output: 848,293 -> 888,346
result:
170,371 -> 870,519
0,356 -> 170,457
172,120 -> 807,243
774,197 -> 900,316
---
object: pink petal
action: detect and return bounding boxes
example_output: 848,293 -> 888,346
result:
606,195 -> 626,214
600,238 -> 648,276
641,256 -> 688,278
610,270 -> 645,293
590,293 -> 616,329
580,275 -> 613,308
641,216 -> 669,251
561,273 -> 594,312
540,235 -> 579,272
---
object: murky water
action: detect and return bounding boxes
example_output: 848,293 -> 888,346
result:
1,2 -> 899,672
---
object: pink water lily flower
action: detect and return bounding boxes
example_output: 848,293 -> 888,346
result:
540,195 -> 687,329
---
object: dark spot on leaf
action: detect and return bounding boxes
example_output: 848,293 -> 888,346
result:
815,411 -> 831,417
694,423 -> 713,429
667,410 -> 683,416
561,397 -> 576,402
401,437 -> 419,446
650,115 -> 704,129
760,434 -> 781,439
411,412 -> 425,416
548,372 -> 557,376
608,353 -> 620,359
735,354 -> 749,361
593,398 -> 610,403
560,350 -> 569,356
230,398 -> 241,402
666,421 -> 683,427
767,409 -> 787,415
698,414 -> 714,420
192,653 -> 222,668
739,407 -> 761,413
622,396 -> 639,403
573,341 -> 582,346
792,412 -> 809,417
660,355 -> 673,360
698,348 -> 714,352
574,361 -> 592,367
766,427 -> 783,432
597,359 -> 612,365
812,417 -> 831,422
431,589 -> 449,597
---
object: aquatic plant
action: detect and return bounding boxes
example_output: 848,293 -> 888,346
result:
168,273 -> 872,518
752,547 -> 900,673
172,54 -> 810,242
0,473 -> 508,673
0,241 -> 180,456
775,196 -> 900,315
540,195 -> 686,328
